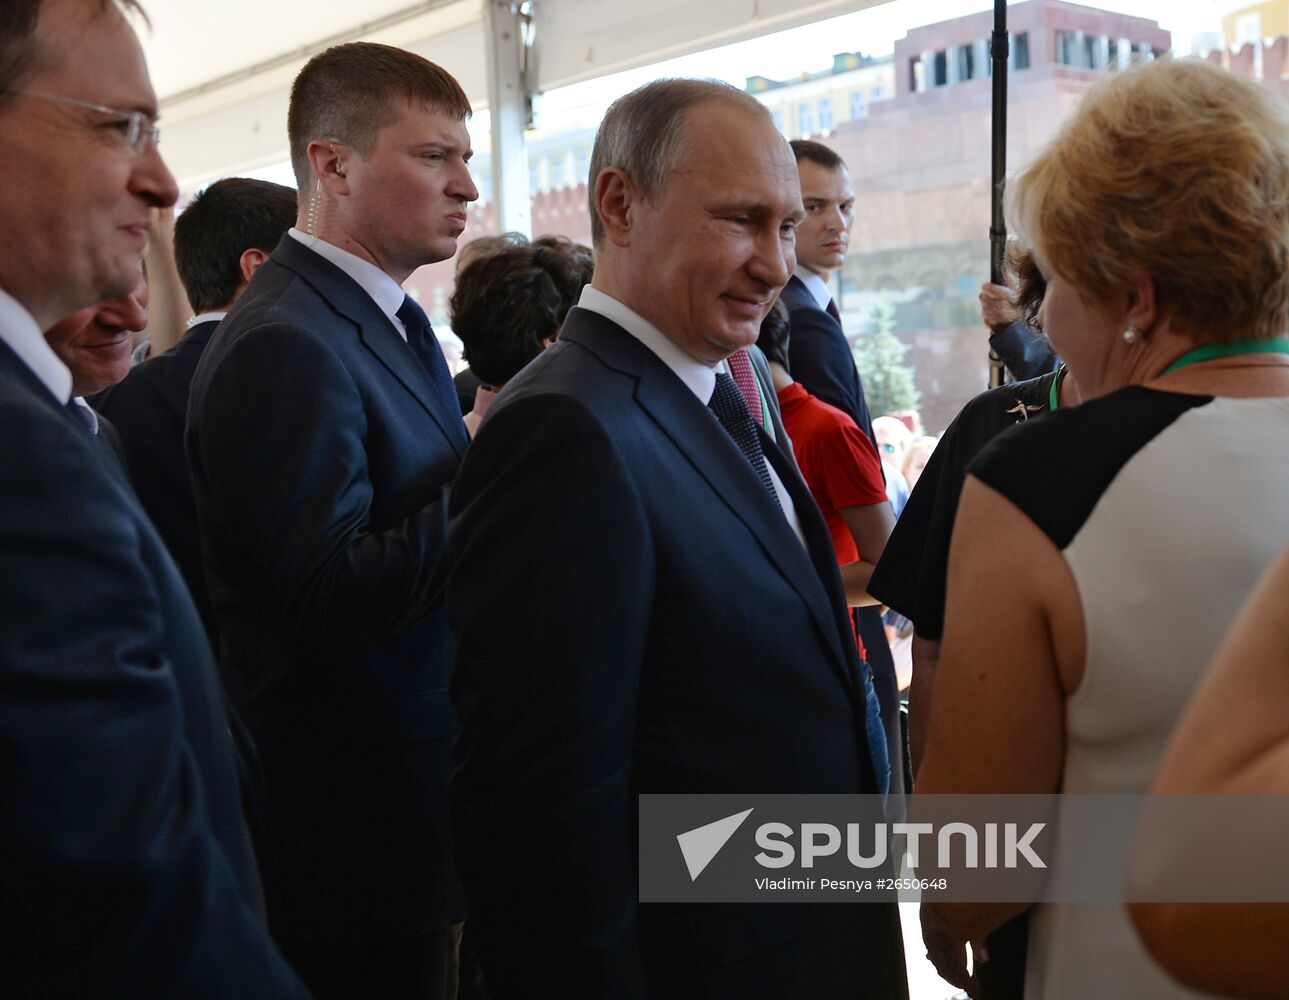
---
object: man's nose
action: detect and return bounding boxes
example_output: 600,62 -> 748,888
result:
131,141 -> 179,210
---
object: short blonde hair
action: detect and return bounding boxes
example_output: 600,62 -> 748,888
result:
1011,58 -> 1289,343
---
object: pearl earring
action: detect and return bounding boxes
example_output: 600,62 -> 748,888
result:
1123,325 -> 1140,345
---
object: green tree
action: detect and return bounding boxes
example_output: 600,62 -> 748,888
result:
851,299 -> 920,417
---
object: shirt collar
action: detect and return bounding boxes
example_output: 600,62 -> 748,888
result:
188,311 -> 228,327
792,268 -> 833,311
577,285 -> 717,404
0,287 -> 73,402
288,228 -> 408,332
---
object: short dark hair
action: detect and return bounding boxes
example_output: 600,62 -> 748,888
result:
288,42 -> 471,191
1005,243 -> 1047,330
587,78 -> 770,247
451,242 -> 593,386
174,178 -> 297,313
790,139 -> 845,172
756,300 -> 792,372
0,0 -> 145,101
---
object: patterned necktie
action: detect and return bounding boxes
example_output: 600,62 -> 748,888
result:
396,295 -> 467,441
726,349 -> 764,427
826,298 -> 842,323
708,372 -> 781,511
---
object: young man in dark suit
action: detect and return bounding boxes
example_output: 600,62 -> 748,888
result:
186,42 -> 476,999
447,79 -> 907,1000
783,138 -> 907,803
94,177 -> 297,642
0,0 -> 306,994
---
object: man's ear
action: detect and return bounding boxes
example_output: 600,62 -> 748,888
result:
238,247 -> 270,285
594,167 -> 636,248
306,139 -> 349,195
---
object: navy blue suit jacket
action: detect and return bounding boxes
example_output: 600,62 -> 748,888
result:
94,319 -> 220,642
778,274 -> 874,441
186,236 -> 467,945
447,308 -> 906,999
0,339 -> 306,996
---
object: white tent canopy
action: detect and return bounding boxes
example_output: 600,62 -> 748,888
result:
143,0 -> 885,225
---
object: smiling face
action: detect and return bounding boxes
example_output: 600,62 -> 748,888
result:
620,100 -> 803,364
0,0 -> 177,329
794,158 -> 854,280
337,103 -> 479,282
45,278 -> 149,396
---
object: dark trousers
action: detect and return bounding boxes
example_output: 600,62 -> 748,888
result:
857,606 -> 906,803
281,925 -> 460,1000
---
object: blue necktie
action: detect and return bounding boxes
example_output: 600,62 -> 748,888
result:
708,372 -> 781,511
66,398 -> 95,435
396,295 -> 467,441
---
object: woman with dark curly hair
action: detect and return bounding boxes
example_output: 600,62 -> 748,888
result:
451,239 -> 593,436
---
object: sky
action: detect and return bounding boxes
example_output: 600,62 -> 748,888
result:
534,0 -> 1226,130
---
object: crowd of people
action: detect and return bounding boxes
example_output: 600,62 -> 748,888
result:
3,1 -> 1289,998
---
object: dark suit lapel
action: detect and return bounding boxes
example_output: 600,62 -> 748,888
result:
561,309 -> 855,688
760,431 -> 864,688
273,237 -> 466,459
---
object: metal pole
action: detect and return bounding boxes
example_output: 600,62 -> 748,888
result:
988,0 -> 1009,388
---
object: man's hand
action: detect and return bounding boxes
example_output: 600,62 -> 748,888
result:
979,282 -> 1018,329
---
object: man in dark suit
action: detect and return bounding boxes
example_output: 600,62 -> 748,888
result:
447,79 -> 906,1000
0,0 -> 307,994
45,276 -> 148,475
783,138 -> 906,802
187,42 -> 476,999
781,139 -> 873,439
94,177 -> 297,641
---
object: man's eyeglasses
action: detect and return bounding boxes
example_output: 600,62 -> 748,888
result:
5,89 -> 160,155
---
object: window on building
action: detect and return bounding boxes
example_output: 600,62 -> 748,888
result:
818,97 -> 834,131
552,156 -> 566,189
932,49 -> 948,86
850,90 -> 867,119
1082,33 -> 1098,69
529,162 -> 540,193
1014,31 -> 1031,70
798,103 -> 813,136
576,149 -> 590,186
1056,30 -> 1077,67
872,82 -> 886,101
771,108 -> 785,133
956,43 -> 974,81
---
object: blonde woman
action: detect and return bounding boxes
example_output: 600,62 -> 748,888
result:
916,58 -> 1289,999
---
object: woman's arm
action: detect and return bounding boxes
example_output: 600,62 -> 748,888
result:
1127,543 -> 1289,999
837,501 -> 895,606
916,474 -> 1079,986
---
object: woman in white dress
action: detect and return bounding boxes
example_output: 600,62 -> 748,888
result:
915,57 -> 1289,999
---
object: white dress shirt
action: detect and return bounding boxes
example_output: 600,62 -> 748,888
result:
793,267 -> 834,312
288,228 -> 413,340
0,288 -> 72,403
577,286 -> 804,547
